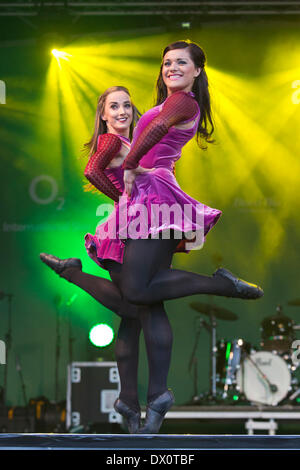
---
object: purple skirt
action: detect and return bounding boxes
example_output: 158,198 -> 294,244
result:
85,217 -> 124,269
84,167 -> 222,270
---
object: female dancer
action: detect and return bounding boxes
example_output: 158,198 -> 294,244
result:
115,40 -> 264,308
109,40 -> 264,430
40,86 -> 174,434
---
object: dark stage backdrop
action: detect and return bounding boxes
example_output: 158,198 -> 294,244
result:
0,19 -> 299,409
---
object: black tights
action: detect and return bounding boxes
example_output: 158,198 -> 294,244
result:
60,242 -> 175,413
61,236 -> 236,311
60,235 -> 236,411
107,261 -> 173,413
119,236 -> 237,304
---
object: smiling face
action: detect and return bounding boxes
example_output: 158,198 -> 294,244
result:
101,90 -> 133,137
162,48 -> 201,95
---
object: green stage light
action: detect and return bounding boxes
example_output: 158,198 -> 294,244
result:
89,323 -> 114,348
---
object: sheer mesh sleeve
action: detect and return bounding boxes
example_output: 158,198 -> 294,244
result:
122,91 -> 199,170
84,133 -> 123,203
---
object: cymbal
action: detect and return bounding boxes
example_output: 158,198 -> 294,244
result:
288,299 -> 300,306
189,302 -> 238,321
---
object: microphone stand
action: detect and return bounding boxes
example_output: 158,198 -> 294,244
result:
65,294 -> 77,366
53,296 -> 62,403
2,294 -> 13,406
209,310 -> 218,399
188,316 -> 210,402
16,354 -> 31,429
16,355 -> 28,407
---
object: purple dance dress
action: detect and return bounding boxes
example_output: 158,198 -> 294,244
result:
85,92 -> 222,269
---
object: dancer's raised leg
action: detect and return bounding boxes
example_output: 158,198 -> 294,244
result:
119,237 -> 264,305
39,253 -> 140,318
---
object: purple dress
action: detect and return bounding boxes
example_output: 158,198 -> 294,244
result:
84,135 -> 129,269
85,94 -> 222,269
116,93 -> 222,252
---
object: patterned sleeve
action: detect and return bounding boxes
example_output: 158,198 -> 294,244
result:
122,91 -> 199,170
84,133 -> 123,203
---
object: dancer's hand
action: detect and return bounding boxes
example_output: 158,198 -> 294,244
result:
124,166 -> 154,198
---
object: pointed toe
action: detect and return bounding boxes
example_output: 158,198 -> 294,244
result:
213,267 -> 264,300
40,253 -> 82,274
114,398 -> 141,434
137,389 -> 175,434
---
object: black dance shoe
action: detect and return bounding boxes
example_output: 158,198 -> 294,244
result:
39,253 -> 82,275
137,389 -> 175,434
213,267 -> 264,300
114,398 -> 141,434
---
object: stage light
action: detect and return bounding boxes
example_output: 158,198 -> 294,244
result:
51,49 -> 72,61
89,323 -> 114,348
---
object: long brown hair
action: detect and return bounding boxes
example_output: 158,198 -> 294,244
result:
82,86 -> 140,193
155,41 -> 215,150
83,86 -> 140,159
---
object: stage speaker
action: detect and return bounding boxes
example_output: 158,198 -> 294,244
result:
66,362 -> 122,431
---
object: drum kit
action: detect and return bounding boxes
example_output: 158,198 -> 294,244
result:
188,300 -> 300,406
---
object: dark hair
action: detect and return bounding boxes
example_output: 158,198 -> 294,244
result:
83,86 -> 140,159
155,40 -> 215,149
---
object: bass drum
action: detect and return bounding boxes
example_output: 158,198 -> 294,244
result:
236,351 -> 291,406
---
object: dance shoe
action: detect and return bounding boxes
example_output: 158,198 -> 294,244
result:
137,389 -> 175,434
114,398 -> 141,434
213,267 -> 264,299
39,253 -> 82,275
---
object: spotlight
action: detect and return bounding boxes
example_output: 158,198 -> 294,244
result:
51,49 -> 72,61
89,323 -> 114,348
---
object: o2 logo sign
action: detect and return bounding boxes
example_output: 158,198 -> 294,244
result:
292,80 -> 300,104
0,80 -> 6,104
29,175 -> 65,210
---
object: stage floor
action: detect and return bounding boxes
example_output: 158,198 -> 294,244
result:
1,433 -> 300,450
